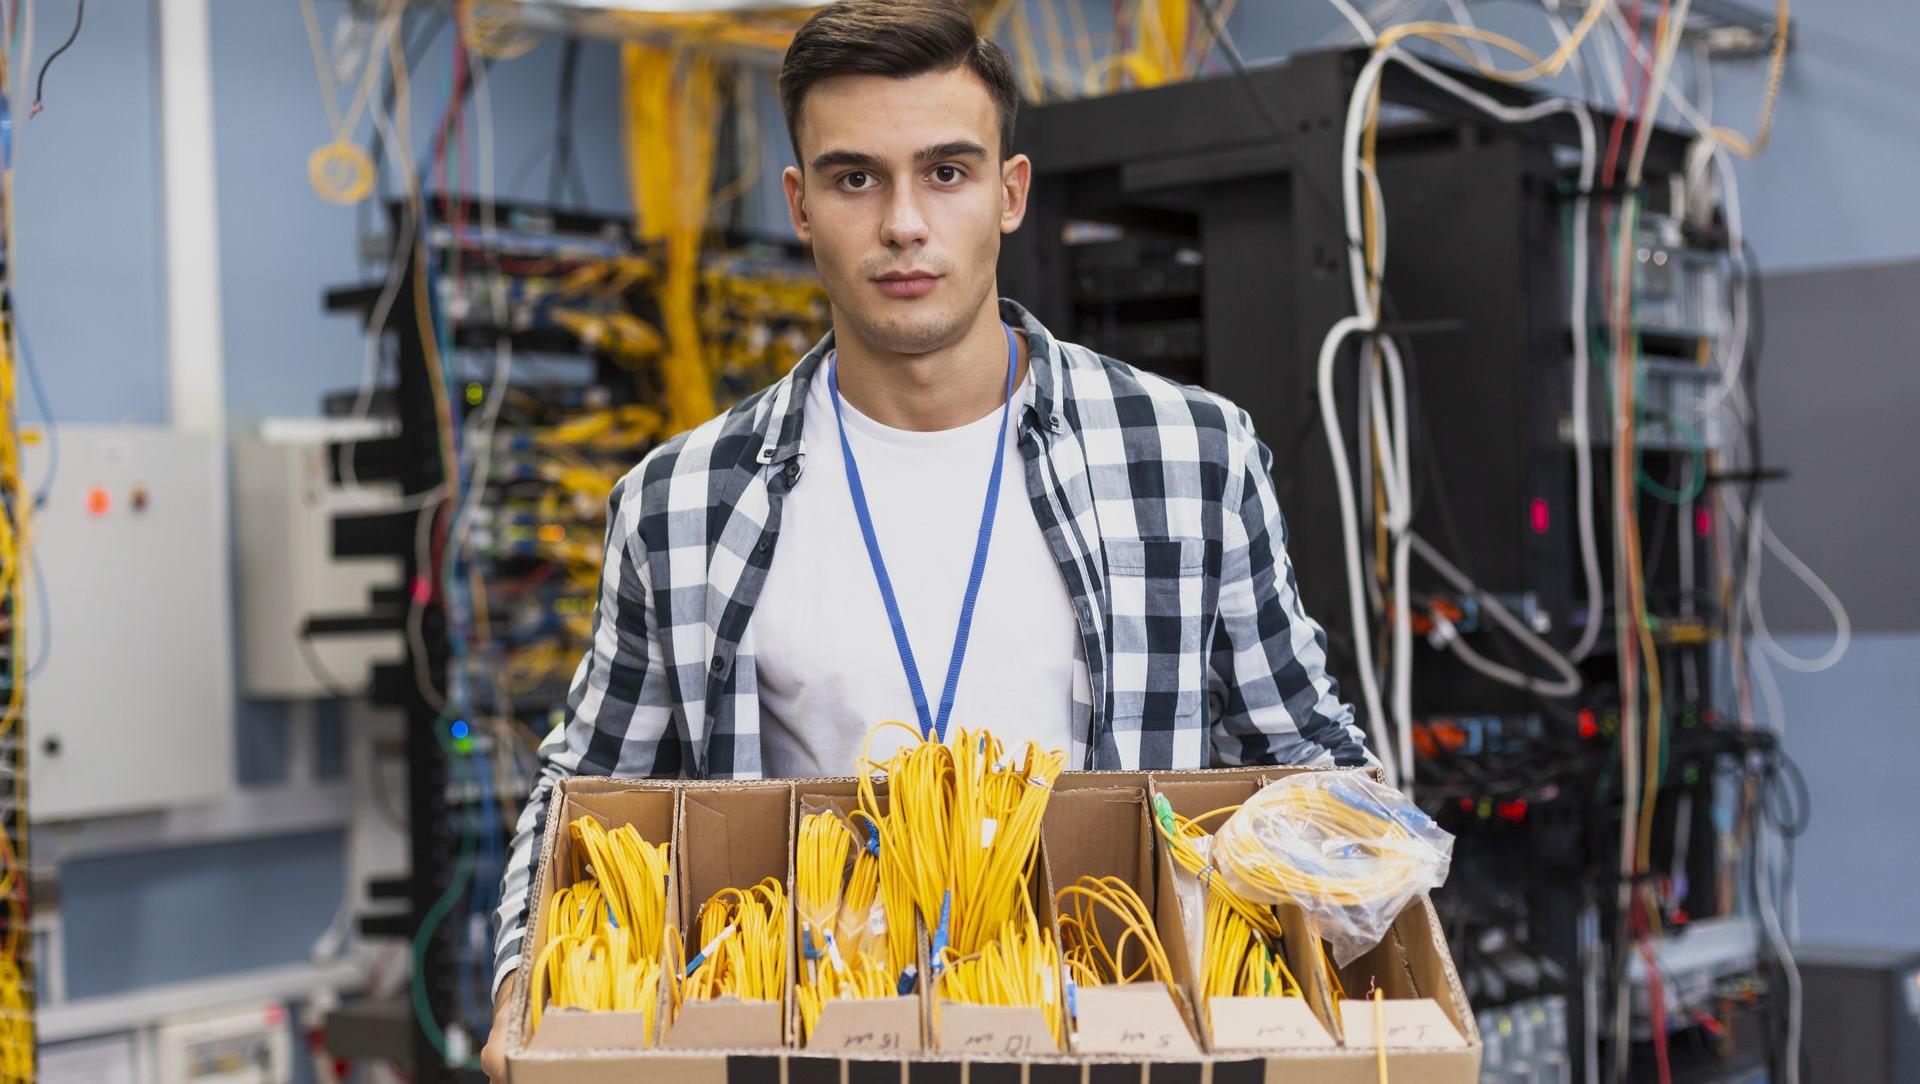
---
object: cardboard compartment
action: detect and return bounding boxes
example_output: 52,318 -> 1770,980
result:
503,767 -> 1479,1083
1332,894 -> 1479,1081
511,782 -> 678,1064
1041,785 -> 1203,1056
665,781 -> 796,1050
791,780 -> 925,1053
1147,772 -> 1342,1053
929,804 -> 1066,1054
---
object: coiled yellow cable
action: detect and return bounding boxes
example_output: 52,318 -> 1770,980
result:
1054,875 -> 1174,987
528,816 -> 671,1038
680,877 -> 788,1005
794,810 -> 901,1041
934,893 -> 1065,1046
1152,795 -> 1315,1015
1213,782 -> 1434,908
856,722 -> 1065,965
1153,798 -> 1285,939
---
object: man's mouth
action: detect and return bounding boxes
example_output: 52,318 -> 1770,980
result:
872,271 -> 940,299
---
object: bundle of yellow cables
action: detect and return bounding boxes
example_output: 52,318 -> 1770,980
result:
857,722 -> 1065,962
794,810 -> 898,1041
856,722 -> 1067,1033
1151,796 -> 1308,1012
933,892 -> 1066,1046
1055,875 -> 1175,987
528,817 -> 672,1037
679,877 -> 788,1006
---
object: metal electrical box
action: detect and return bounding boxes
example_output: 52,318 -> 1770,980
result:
23,425 -> 234,820
155,1001 -> 294,1084
1798,944 -> 1920,1084
233,420 -> 403,698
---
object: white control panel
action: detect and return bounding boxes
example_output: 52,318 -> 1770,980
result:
23,425 -> 234,820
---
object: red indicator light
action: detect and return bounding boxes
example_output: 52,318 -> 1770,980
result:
1578,709 -> 1598,739
1696,508 -> 1712,538
1530,498 -> 1550,534
86,487 -> 111,517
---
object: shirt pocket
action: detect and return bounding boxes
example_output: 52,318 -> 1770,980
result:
1104,536 -> 1206,723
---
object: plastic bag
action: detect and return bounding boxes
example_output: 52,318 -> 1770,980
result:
1212,772 -> 1453,966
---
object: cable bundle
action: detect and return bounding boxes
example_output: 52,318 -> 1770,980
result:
932,894 -> 1065,1046
856,722 -> 1067,1039
1151,797 -> 1307,1016
1055,875 -> 1174,987
1212,774 -> 1452,965
857,722 -> 1065,961
679,878 -> 788,1005
527,817 -> 672,1037
794,809 -> 898,1041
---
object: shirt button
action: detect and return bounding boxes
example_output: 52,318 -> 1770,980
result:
784,462 -> 800,483
756,536 -> 773,554
710,657 -> 726,674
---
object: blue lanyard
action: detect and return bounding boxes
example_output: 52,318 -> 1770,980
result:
827,323 -> 1019,743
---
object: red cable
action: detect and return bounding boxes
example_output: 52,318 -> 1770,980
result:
1600,0 -> 1647,190
1637,934 -> 1675,1084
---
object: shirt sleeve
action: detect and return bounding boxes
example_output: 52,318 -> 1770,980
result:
491,469 -> 684,998
1206,406 -> 1374,768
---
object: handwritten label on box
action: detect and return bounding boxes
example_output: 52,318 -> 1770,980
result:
938,1003 -> 1061,1055
1072,985 -> 1201,1056
1338,998 -> 1469,1050
1206,996 -> 1336,1051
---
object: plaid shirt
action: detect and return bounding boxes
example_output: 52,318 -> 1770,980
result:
492,298 -> 1368,994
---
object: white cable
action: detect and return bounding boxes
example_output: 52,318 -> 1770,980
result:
1321,47 -> 1603,788
1408,532 -> 1583,697
1328,0 -> 1380,45
1734,502 -> 1851,674
1443,0 -> 1496,67
1318,315 -> 1403,791
1753,801 -> 1802,1084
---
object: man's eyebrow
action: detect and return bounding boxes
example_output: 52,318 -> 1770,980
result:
809,149 -> 884,172
807,143 -> 990,172
916,141 -> 989,164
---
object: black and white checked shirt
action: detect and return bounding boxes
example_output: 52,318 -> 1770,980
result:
492,298 -> 1369,994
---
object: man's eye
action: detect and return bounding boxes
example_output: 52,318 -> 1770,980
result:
932,165 -> 963,184
842,171 -> 873,190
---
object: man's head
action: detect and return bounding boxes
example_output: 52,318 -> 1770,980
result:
779,0 -> 1030,357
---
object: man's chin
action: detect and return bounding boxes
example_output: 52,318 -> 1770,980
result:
851,306 -> 969,356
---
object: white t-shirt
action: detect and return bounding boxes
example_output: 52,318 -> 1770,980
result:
752,360 -> 1082,776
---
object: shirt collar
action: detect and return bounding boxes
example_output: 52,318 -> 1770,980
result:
759,297 -> 1064,466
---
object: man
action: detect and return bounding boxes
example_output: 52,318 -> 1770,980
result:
480,0 -> 1367,1074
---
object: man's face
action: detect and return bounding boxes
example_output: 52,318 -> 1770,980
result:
783,66 -> 1030,356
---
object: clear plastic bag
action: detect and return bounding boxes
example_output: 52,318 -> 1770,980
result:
1212,772 -> 1453,965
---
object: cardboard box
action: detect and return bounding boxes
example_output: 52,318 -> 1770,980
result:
512,782 -> 677,1073
503,769 -> 1480,1084
1042,785 -> 1203,1056
665,781 -> 796,1050
790,781 -> 925,1054
928,800 -> 1067,1055
1147,772 -> 1343,1054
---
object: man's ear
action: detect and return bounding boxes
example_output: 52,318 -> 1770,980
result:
783,165 -> 812,246
999,153 -> 1032,234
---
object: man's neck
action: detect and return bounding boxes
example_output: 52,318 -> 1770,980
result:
830,299 -> 1028,432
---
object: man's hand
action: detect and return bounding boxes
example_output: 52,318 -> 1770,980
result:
481,976 -> 516,1082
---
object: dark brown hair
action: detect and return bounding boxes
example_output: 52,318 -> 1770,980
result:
778,0 -> 1019,162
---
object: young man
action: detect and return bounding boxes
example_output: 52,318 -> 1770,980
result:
481,0 -> 1367,1073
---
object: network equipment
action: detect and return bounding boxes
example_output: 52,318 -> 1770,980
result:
1002,43 -> 1794,1084
321,194 -> 825,1080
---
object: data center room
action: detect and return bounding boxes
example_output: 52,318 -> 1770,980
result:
1,1 -> 1914,1083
